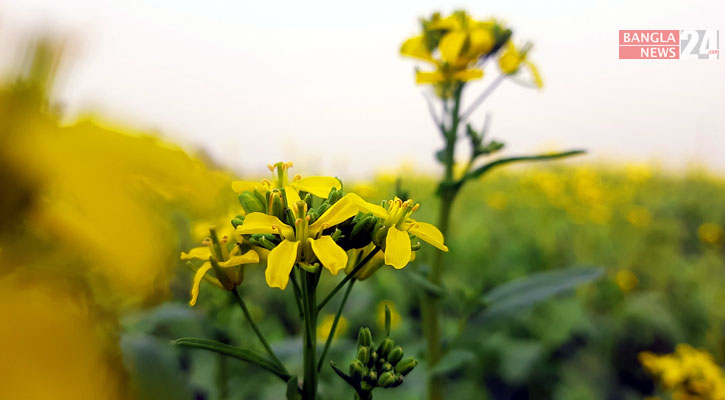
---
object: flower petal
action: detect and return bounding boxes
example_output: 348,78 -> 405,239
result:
400,35 -> 436,64
452,69 -> 483,82
266,240 -> 299,290
384,227 -> 412,269
468,28 -> 494,56
346,193 -> 388,219
219,249 -> 260,267
237,212 -> 294,239
439,31 -> 467,64
181,246 -> 212,261
190,262 -> 213,306
291,176 -> 341,199
406,221 -> 448,252
415,71 -> 445,84
309,194 -> 360,234
232,180 -> 266,194
311,236 -> 348,275
284,185 -> 302,207
525,60 -> 543,88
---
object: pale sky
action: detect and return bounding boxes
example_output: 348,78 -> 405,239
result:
1,0 -> 723,177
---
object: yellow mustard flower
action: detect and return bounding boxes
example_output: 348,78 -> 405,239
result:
236,195 -> 360,290
640,344 -> 725,399
232,161 -> 341,206
498,41 -> 543,88
400,11 -> 497,85
350,194 -> 448,269
181,236 -> 260,306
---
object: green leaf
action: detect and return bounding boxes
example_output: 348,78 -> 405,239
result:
286,375 -> 301,400
428,349 -> 476,377
329,361 -> 358,388
172,337 -> 291,382
466,150 -> 586,180
477,267 -> 603,322
407,270 -> 446,297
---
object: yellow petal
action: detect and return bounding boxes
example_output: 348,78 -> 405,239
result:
266,240 -> 299,290
415,71 -> 445,84
384,227 -> 412,269
232,180 -> 266,194
406,221 -> 448,252
284,185 -> 302,207
452,69 -> 483,82
291,176 -> 341,199
400,35 -> 436,64
309,194 -> 360,234
468,28 -> 494,56
236,212 -> 294,239
525,60 -> 543,88
190,262 -> 213,306
181,246 -> 212,261
346,193 -> 388,219
439,31 -> 467,64
219,250 -> 260,267
311,236 -> 348,275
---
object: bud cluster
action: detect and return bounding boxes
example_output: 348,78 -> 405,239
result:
330,327 -> 417,400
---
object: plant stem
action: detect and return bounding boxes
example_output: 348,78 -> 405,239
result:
301,268 -> 319,399
231,288 -> 287,373
422,83 -> 464,400
317,279 -> 356,372
316,246 -> 380,313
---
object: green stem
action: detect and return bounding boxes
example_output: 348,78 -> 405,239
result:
231,288 -> 287,373
290,268 -> 304,318
317,279 -> 356,372
316,246 -> 380,313
422,83 -> 464,400
301,268 -> 319,400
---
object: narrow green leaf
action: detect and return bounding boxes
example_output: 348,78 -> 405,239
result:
477,267 -> 603,322
329,361 -> 358,388
466,150 -> 586,180
286,375 -> 301,400
172,337 -> 291,382
384,304 -> 391,337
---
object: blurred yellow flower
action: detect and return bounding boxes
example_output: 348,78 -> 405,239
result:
698,223 -> 723,246
615,269 -> 639,293
498,41 -> 543,88
626,206 -> 652,228
640,344 -> 725,399
318,314 -> 348,341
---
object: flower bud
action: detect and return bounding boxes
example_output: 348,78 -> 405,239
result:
377,338 -> 394,359
382,362 -> 393,372
377,371 -> 396,388
357,346 -> 370,365
239,192 -> 265,214
365,369 -> 377,384
231,215 -> 245,228
387,346 -> 404,365
270,192 -> 286,219
369,350 -> 378,367
349,214 -> 377,247
349,359 -> 366,382
394,357 -> 417,376
357,327 -> 373,347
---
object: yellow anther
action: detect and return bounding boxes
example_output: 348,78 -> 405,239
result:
261,179 -> 272,186
411,204 -> 420,212
221,235 -> 228,244
292,174 -> 302,182
267,164 -> 276,171
402,199 -> 414,208
202,238 -> 212,246
305,215 -> 311,222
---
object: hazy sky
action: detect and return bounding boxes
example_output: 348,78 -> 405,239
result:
1,0 -> 723,177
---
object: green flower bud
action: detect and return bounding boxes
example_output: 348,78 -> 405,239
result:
360,381 -> 373,392
365,369 -> 377,384
270,191 -> 285,219
357,327 -> 373,347
357,346 -> 370,365
383,362 -> 393,372
394,357 -> 417,376
239,192 -> 265,214
377,338 -> 394,359
369,350 -> 378,367
231,215 -> 245,228
387,346 -> 404,365
349,359 -> 366,382
377,371 -> 396,388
